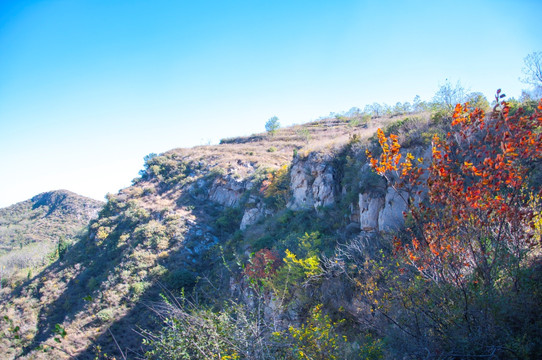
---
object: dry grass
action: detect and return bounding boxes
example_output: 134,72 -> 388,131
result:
163,113 -> 424,176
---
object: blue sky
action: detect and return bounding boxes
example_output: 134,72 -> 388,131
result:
0,0 -> 541,207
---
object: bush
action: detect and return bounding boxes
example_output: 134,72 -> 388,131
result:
166,269 -> 196,290
276,304 -> 349,360
215,207 -> 243,236
129,282 -> 148,297
96,308 -> 114,323
142,298 -> 272,360
363,97 -> 542,358
260,165 -> 290,209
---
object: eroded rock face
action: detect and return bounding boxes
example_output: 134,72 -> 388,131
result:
209,176 -> 248,207
288,153 -> 337,211
358,193 -> 385,231
205,149 -> 411,234
240,196 -> 273,230
357,187 -> 408,232
378,187 -> 408,232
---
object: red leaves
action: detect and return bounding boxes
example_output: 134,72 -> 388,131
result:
245,249 -> 281,280
368,95 -> 542,285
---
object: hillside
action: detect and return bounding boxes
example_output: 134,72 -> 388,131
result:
1,99 -> 541,359
0,190 -> 103,282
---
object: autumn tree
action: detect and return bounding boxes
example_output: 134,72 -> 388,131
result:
364,92 -> 542,357
245,249 -> 281,281
369,91 -> 541,288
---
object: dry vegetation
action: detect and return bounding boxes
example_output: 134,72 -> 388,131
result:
166,111 -> 428,173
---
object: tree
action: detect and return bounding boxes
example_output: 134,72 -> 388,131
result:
368,92 -> 541,288
265,116 -> 280,136
432,80 -> 468,111
465,92 -> 489,110
365,93 -> 542,357
521,51 -> 542,88
393,102 -> 404,115
412,95 -> 427,112
370,103 -> 383,117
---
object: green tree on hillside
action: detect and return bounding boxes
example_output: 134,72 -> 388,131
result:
265,116 -> 280,136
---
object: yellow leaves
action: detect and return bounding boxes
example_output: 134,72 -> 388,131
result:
221,353 -> 240,360
284,249 -> 321,277
283,304 -> 346,360
260,164 -> 289,200
96,227 -> 110,241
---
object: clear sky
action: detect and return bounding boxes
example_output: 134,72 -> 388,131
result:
0,0 -> 541,207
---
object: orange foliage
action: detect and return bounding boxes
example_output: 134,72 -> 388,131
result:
368,94 -> 542,287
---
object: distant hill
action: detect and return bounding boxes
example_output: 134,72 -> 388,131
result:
0,190 -> 103,276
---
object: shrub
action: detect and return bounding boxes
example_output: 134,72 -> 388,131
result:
96,308 -> 114,323
86,277 -> 99,291
244,249 -> 281,282
166,269 -> 196,290
260,165 -> 290,209
142,298 -> 271,360
130,282 -> 148,297
276,304 -> 348,360
215,207 -> 243,236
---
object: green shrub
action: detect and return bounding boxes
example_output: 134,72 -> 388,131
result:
86,277 -> 99,291
142,299 -> 269,360
251,234 -> 275,252
96,308 -> 114,323
297,128 -> 311,142
57,236 -> 70,260
215,207 -> 243,236
166,269 -> 196,290
130,282 -> 148,296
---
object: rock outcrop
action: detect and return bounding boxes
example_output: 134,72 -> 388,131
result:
209,176 -> 250,207
240,196 -> 273,230
358,193 -> 385,231
287,153 -> 337,211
